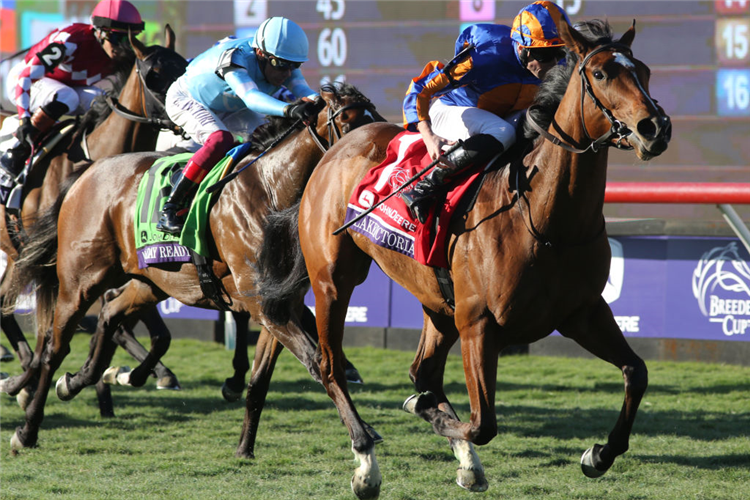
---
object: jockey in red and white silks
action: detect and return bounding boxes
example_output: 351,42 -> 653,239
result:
0,0 -> 144,177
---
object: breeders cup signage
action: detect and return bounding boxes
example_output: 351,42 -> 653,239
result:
691,242 -> 750,339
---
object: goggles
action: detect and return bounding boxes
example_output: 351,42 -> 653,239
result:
528,47 -> 566,63
264,52 -> 302,70
99,30 -> 128,46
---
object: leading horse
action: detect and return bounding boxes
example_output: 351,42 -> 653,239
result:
258,20 -> 671,498
0,27 -> 187,412
7,82 -> 382,454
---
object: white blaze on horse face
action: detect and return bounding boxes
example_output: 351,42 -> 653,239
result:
614,52 -> 658,111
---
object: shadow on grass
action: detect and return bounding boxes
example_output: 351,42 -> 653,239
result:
636,452 -> 750,469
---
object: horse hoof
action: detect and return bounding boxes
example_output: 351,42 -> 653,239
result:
221,381 -> 243,402
351,473 -> 381,500
16,387 -> 33,411
102,366 -> 131,386
402,391 -> 437,415
10,430 -> 24,454
156,374 -> 181,391
0,372 -> 8,380
346,367 -> 364,385
456,467 -> 489,492
56,373 -> 75,401
581,447 -> 607,478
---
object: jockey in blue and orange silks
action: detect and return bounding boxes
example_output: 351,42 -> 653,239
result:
156,16 -> 320,234
401,1 -> 572,223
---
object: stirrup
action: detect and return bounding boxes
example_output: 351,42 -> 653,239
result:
156,205 -> 185,234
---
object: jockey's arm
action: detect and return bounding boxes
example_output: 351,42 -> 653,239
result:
283,69 -> 318,101
223,66 -> 288,116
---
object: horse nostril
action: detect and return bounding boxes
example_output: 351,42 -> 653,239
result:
637,118 -> 657,139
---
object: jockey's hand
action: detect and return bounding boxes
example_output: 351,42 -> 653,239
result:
417,121 -> 455,162
284,100 -> 321,123
15,117 -> 39,146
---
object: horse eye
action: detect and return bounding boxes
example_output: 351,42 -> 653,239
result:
593,70 -> 605,80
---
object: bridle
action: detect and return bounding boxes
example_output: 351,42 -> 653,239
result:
518,43 -> 640,248
525,42 -> 636,154
103,50 -> 183,133
307,99 -> 377,153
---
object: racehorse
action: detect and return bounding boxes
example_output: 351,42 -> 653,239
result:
0,26 -> 188,414
6,82 -> 383,453
257,20 -> 671,498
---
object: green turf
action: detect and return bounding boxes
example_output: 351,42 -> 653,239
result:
1,334 -> 748,499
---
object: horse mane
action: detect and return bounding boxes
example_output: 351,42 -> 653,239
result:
250,82 -> 372,151
523,19 -> 615,141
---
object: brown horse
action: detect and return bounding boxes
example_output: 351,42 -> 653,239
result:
256,20 -> 671,498
7,82 -> 382,453
0,27 -> 187,413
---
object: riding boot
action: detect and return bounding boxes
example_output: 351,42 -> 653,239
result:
156,172 -> 199,234
401,134 -> 504,223
0,106 -> 61,178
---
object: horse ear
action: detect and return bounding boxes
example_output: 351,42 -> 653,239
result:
559,21 -> 588,58
129,28 -> 147,60
164,24 -> 176,51
619,20 -> 636,48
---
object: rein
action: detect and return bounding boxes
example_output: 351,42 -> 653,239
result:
103,53 -> 181,133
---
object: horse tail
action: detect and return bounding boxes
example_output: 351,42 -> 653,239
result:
5,164 -> 90,329
257,200 -> 310,325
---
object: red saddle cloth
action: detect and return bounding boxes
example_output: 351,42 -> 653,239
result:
343,131 -> 482,268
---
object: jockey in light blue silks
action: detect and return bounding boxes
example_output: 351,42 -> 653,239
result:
158,16 -> 320,234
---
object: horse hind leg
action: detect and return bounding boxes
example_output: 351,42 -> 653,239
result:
404,312 -> 487,492
236,325 -> 283,458
557,296 -> 648,478
222,311 -> 251,402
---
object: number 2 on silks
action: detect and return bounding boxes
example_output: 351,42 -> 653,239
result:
37,43 -> 67,72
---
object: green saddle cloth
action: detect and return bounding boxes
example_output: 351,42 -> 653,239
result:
134,152 -> 233,267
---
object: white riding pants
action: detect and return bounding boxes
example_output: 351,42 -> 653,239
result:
428,98 -> 523,150
165,75 -> 265,145
5,61 -> 111,115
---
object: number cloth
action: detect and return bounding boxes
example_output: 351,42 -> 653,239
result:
11,24 -> 114,118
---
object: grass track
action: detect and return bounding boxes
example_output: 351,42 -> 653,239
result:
1,335 -> 748,499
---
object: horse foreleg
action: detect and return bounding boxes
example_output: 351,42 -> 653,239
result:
558,296 -> 647,478
222,311 -> 251,402
236,325 -> 283,458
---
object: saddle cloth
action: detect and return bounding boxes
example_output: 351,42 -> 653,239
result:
134,143 -> 251,268
343,131 -> 483,268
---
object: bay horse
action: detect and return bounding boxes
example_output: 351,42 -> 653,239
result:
0,26 -> 187,413
257,20 -> 671,498
6,82 -> 383,453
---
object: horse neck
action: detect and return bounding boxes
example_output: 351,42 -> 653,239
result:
86,64 -> 158,159
258,127 -> 325,208
524,76 -> 611,238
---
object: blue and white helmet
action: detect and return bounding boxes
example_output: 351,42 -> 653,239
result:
252,17 -> 309,63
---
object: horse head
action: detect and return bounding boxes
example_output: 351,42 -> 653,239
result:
315,82 -> 384,147
127,25 -> 188,122
558,20 -> 671,160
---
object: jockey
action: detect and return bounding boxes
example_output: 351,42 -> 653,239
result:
400,1 -> 571,223
156,16 -> 320,234
0,0 -> 144,178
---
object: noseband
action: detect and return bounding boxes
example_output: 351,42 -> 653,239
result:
526,42 -> 637,154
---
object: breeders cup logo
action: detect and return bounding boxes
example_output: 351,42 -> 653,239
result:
692,242 -> 750,337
